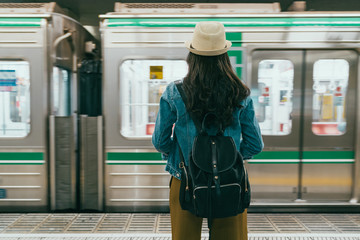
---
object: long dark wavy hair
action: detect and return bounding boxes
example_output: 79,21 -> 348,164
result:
183,52 -> 250,127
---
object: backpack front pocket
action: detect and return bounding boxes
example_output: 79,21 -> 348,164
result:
193,183 -> 241,218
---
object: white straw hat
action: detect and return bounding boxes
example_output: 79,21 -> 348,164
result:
185,21 -> 232,56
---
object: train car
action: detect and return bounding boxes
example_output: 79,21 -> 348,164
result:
100,2 -> 360,212
0,2 -> 100,212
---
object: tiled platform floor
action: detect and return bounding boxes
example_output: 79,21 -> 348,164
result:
0,233 -> 360,240
0,213 -> 359,239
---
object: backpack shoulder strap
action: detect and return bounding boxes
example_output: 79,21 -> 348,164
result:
174,80 -> 202,132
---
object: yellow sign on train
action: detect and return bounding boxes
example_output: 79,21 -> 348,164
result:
322,94 -> 333,120
150,66 -> 163,79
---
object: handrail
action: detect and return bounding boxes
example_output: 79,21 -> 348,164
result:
52,31 -> 72,62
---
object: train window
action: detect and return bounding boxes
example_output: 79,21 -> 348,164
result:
53,67 -> 71,116
312,59 -> 349,136
120,59 -> 188,138
256,60 -> 294,135
0,60 -> 30,137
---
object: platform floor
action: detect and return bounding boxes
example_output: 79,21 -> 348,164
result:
0,213 -> 359,239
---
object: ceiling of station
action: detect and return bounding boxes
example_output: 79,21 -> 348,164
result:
7,0 -> 360,26
5,0 -> 360,39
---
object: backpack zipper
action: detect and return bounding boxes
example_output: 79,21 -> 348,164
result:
194,183 -> 241,192
179,162 -> 189,191
244,165 -> 248,193
183,166 -> 189,191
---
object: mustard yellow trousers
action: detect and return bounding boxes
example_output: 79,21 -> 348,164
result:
169,177 -> 248,240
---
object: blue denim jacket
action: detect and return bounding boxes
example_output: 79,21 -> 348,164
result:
152,81 -> 264,180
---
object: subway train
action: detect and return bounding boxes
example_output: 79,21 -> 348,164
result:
1,2 -> 360,213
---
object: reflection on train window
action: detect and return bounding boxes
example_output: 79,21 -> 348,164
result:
53,67 -> 71,116
312,59 -> 348,136
120,59 -> 188,138
0,60 -> 30,137
256,60 -> 294,135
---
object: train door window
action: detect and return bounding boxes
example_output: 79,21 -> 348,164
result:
53,67 -> 71,116
256,60 -> 294,135
312,59 -> 349,135
120,59 -> 188,138
0,60 -> 30,137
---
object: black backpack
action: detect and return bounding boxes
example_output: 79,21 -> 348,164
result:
175,81 -> 251,231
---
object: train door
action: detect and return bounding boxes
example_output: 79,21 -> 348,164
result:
250,50 -> 357,202
250,51 -> 302,201
302,50 -> 356,201
49,32 -> 77,211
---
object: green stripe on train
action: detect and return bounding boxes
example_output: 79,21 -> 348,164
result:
228,50 -> 243,63
106,17 -> 360,27
253,151 -> 299,159
106,151 -> 354,164
0,152 -> 44,165
253,151 -> 354,159
0,18 -> 42,27
226,32 -> 242,47
0,152 -> 44,160
227,49 -> 243,77
303,151 -> 354,159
